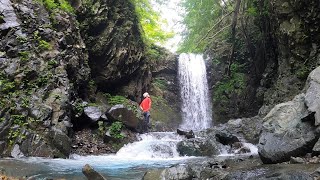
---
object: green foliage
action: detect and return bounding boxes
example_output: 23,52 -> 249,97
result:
105,93 -> 140,117
297,66 -> 310,80
0,79 -> 16,93
58,0 -> 74,13
146,47 -> 162,60
33,31 -> 52,51
213,72 -> 246,103
153,78 -> 167,89
18,51 -> 30,62
21,96 -> 30,108
105,93 -> 127,106
109,121 -> 124,139
131,0 -> 174,44
75,102 -> 86,115
38,40 -> 52,51
178,0 -> 225,52
37,73 -> 53,86
246,7 -> 258,16
48,59 -> 58,67
8,114 -> 28,146
98,121 -> 105,136
37,0 -> 74,13
17,36 -> 28,43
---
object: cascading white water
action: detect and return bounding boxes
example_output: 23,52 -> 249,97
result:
178,53 -> 212,130
116,132 -> 184,159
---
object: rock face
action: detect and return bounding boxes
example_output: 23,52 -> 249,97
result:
78,0 -> 149,100
258,67 -> 320,163
148,47 -> 182,131
1,0 -> 171,157
0,0 -> 89,157
208,0 -> 320,123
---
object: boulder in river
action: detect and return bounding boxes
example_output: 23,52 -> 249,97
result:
258,94 -> 317,163
177,137 -> 220,157
176,129 -> 194,139
82,164 -> 107,180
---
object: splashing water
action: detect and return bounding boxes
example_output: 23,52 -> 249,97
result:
178,53 -> 212,130
116,132 -> 185,159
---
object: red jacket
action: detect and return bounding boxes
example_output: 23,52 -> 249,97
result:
140,97 -> 151,112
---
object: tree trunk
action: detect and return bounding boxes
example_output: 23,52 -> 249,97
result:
227,0 -> 241,76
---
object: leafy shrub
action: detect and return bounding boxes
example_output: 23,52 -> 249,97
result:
153,78 -> 167,89
109,122 -> 124,139
38,0 -> 74,13
18,51 -> 30,62
38,40 -> 52,51
213,72 -> 246,102
105,93 -> 127,106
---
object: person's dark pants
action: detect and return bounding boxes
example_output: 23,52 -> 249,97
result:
143,111 -> 150,131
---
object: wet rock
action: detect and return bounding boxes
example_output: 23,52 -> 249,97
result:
84,106 -> 103,122
20,133 -> 61,158
0,0 -> 20,31
177,129 -> 194,139
0,141 -> 5,155
258,94 -> 317,164
48,128 -> 71,157
161,165 -> 192,180
311,167 -> 320,179
177,138 -> 220,157
312,139 -> 320,155
232,142 -> 251,154
143,169 -> 163,180
82,164 -> 106,180
10,144 -> 24,158
103,130 -> 118,143
150,144 -> 174,158
290,157 -> 305,164
215,129 -> 239,145
304,66 -> 320,126
106,104 -> 144,132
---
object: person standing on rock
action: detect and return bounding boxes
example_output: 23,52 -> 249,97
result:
140,92 -> 152,131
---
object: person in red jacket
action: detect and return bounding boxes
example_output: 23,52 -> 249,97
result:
140,92 -> 151,130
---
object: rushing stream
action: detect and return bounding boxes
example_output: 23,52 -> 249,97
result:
0,132 -> 199,179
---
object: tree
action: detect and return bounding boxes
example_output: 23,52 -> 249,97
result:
131,0 -> 174,45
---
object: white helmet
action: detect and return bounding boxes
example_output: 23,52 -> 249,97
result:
143,92 -> 149,98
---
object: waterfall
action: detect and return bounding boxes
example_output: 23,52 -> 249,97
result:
178,53 -> 212,131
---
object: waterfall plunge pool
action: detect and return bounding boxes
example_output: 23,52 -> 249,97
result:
0,155 -> 202,179
0,132 -> 258,179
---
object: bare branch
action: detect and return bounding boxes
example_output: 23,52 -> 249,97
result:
207,24 -> 232,39
195,11 -> 233,44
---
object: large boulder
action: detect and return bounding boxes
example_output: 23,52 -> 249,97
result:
304,66 -> 320,126
177,138 -> 220,157
19,128 -> 71,158
82,164 -> 107,180
258,94 -> 318,163
84,106 -> 103,122
106,104 -> 145,132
